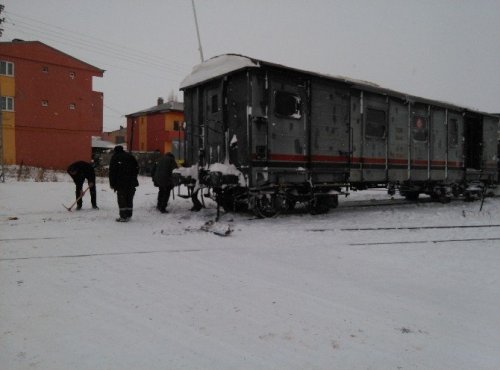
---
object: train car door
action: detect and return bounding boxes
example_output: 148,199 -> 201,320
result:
309,79 -> 350,183
202,81 -> 225,164
410,104 -> 430,181
361,93 -> 388,183
429,107 -> 447,181
481,115 -> 499,178
464,115 -> 483,170
446,111 -> 464,182
387,99 -> 409,183
267,72 -> 308,171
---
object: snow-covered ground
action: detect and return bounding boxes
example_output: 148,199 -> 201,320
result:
1,169 -> 500,370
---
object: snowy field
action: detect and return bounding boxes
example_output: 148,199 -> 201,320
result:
1,169 -> 500,370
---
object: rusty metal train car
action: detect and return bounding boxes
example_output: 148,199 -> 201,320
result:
177,54 -> 499,217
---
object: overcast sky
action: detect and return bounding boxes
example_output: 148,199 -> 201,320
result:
2,0 -> 500,131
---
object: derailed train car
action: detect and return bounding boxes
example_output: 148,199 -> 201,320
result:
177,54 -> 499,217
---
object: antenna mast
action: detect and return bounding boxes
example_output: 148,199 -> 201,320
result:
191,0 -> 204,62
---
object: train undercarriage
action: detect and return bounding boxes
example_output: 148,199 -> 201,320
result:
175,168 -> 497,219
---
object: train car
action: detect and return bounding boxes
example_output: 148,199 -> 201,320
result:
177,54 -> 499,217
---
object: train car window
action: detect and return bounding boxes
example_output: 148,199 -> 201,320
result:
365,108 -> 387,138
413,116 -> 428,142
448,118 -> 458,146
275,91 -> 302,119
211,94 -> 218,113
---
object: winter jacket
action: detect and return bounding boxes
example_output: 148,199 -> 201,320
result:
67,161 -> 96,186
153,153 -> 178,188
109,147 -> 139,190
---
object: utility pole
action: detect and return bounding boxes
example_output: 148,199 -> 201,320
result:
191,0 -> 204,62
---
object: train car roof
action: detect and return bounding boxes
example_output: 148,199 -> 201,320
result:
180,54 -> 498,117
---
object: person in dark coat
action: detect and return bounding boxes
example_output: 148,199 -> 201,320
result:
109,145 -> 139,222
152,152 -> 178,213
67,161 -> 98,210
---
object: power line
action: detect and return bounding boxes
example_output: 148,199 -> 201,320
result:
5,10 -> 193,71
5,16 -> 190,77
1,8 -> 191,133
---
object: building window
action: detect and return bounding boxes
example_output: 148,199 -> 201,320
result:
69,103 -> 76,110
365,108 -> 387,139
275,91 -> 302,119
173,121 -> 180,131
69,72 -> 76,79
42,66 -> 49,73
448,118 -> 458,147
42,100 -> 48,107
413,116 -> 428,142
0,61 -> 14,76
1,96 -> 14,111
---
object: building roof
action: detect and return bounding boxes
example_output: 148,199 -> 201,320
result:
180,54 -> 497,117
126,101 -> 184,118
92,136 -> 124,149
180,54 -> 259,89
0,40 -> 104,74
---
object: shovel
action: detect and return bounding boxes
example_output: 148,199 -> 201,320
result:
63,186 -> 90,211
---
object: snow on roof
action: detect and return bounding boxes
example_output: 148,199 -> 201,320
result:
92,136 -> 118,149
126,101 -> 184,118
180,54 -> 499,116
179,53 -> 379,90
180,54 -> 260,89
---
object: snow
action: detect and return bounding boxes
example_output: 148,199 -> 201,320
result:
179,54 -> 259,89
173,165 -> 199,180
1,169 -> 500,370
230,134 -> 238,147
91,136 -> 116,150
208,162 -> 246,186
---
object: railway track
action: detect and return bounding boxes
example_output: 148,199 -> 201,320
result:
349,237 -> 500,246
307,224 -> 500,233
341,224 -> 500,231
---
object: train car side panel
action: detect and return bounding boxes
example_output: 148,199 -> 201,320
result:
445,110 -> 464,183
183,88 -> 199,166
226,72 -> 251,170
360,93 -> 388,183
429,107 -> 446,181
410,103 -> 431,182
266,70 -> 309,183
203,80 -> 225,164
482,115 -> 499,180
309,78 -> 350,183
349,91 -> 362,182
387,99 -> 409,183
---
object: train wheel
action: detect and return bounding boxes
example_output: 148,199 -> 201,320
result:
253,193 -> 280,218
309,195 -> 330,215
431,190 -> 451,204
403,191 -> 419,201
330,195 -> 339,209
220,187 -> 248,212
275,191 -> 295,213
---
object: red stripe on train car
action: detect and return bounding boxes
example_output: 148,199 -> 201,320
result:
268,154 -> 307,162
260,154 -> 465,168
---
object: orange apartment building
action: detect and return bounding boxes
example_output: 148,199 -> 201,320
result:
0,40 -> 104,169
126,98 -> 184,159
